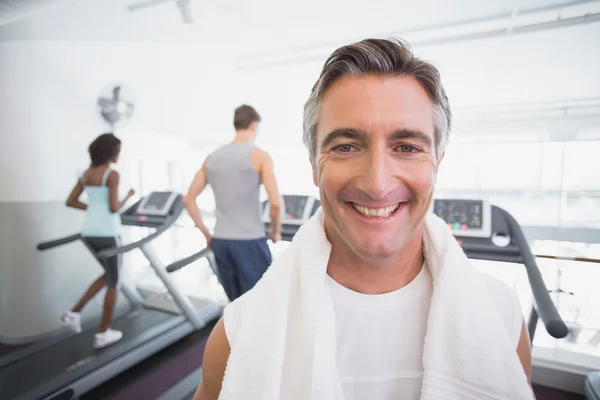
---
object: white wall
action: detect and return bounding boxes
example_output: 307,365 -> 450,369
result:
0,40 -> 239,202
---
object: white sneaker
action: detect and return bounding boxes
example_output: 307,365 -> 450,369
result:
61,311 -> 81,334
93,329 -> 123,349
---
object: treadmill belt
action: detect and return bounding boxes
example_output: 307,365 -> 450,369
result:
0,308 -> 185,400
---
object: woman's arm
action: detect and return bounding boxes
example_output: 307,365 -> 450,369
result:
66,180 -> 87,210
106,170 -> 135,213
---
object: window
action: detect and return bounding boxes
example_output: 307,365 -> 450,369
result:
436,139 -> 600,233
540,142 -> 564,190
477,142 -> 541,189
562,191 -> 600,229
436,142 -> 481,189
562,141 -> 600,190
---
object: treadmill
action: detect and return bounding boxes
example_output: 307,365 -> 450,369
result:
0,191 -> 222,400
431,198 -> 569,341
158,195 -> 568,400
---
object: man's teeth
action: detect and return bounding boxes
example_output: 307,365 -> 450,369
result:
352,203 -> 400,217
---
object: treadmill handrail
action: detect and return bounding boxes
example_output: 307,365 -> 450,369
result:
96,200 -> 184,259
37,234 -> 82,251
497,206 -> 569,339
166,248 -> 210,273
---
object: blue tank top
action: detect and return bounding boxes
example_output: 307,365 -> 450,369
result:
205,142 -> 265,240
81,167 -> 122,238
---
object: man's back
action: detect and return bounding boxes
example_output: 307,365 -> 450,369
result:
206,142 -> 265,240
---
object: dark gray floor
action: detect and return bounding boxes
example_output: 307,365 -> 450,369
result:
0,342 -> 27,357
533,384 -> 585,400
82,319 -> 216,400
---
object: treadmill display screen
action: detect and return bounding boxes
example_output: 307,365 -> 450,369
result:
433,199 -> 484,231
284,195 -> 308,220
136,191 -> 178,217
142,192 -> 172,211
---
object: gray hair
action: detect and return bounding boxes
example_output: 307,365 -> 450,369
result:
303,38 -> 451,164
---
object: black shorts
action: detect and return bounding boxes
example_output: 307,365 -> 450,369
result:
82,237 -> 121,288
210,237 -> 272,301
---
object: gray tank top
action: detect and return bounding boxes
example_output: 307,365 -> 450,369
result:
206,142 -> 265,240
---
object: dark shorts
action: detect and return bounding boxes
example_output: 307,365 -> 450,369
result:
82,237 -> 121,288
211,237 -> 272,301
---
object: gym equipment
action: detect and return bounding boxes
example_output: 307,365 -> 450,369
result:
431,198 -> 569,340
261,194 -> 321,241
0,191 -> 222,400
97,84 -> 135,129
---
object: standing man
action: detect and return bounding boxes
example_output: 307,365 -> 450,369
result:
192,39 -> 533,400
183,105 -> 282,301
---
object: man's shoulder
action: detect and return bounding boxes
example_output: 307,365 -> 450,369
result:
477,272 -> 523,347
251,146 -> 271,159
209,143 -> 232,157
250,147 -> 273,172
205,144 -> 235,166
478,272 -> 514,298
222,286 -> 262,346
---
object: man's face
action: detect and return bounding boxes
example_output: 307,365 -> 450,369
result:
313,75 -> 441,261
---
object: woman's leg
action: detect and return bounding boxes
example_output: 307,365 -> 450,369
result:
98,286 -> 117,333
95,240 -> 120,333
93,238 -> 124,348
71,276 -> 106,313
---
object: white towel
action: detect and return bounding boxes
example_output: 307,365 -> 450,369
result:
219,208 -> 534,400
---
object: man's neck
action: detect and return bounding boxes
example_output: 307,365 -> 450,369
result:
327,229 -> 424,295
232,129 -> 254,143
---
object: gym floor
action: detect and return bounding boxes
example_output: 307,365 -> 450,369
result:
82,319 -> 216,400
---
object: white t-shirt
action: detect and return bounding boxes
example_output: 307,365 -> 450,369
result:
326,266 -> 523,400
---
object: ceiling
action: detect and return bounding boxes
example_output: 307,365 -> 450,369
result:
0,0 -> 69,26
0,0 -> 593,58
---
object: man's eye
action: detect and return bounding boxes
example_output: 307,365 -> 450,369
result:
399,144 -> 418,153
334,144 -> 354,153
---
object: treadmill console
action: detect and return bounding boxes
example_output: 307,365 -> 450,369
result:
261,195 -> 320,225
121,191 -> 184,228
136,191 -> 179,216
432,198 -> 491,238
262,195 -> 321,240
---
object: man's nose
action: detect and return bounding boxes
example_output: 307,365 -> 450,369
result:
361,147 -> 396,200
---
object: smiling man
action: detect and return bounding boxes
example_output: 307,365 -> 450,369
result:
314,74 -> 439,295
193,38 -> 533,400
